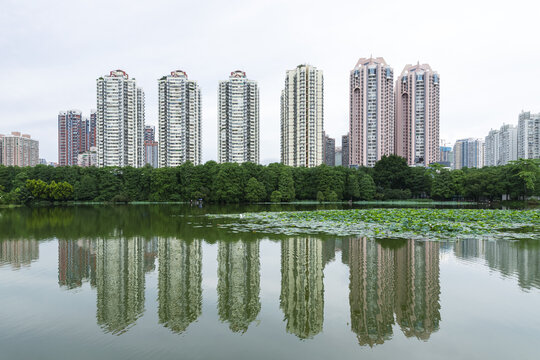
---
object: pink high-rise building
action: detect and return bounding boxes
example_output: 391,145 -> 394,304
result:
349,57 -> 394,167
395,63 -> 440,166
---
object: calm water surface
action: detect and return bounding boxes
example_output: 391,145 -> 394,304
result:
0,205 -> 539,360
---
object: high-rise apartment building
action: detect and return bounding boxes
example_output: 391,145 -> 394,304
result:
218,70 -> 259,164
78,147 -> 97,167
58,110 -> 97,166
439,146 -> 453,168
159,71 -> 201,166
517,111 -> 540,160
453,138 -> 484,169
395,63 -> 440,166
484,129 -> 500,167
324,134 -> 335,166
96,70 -> 145,168
144,125 -> 155,142
281,65 -> 324,167
145,141 -> 158,168
342,134 -> 349,168
484,124 -> 518,166
58,110 -> 82,166
0,132 -> 39,167
349,57 -> 394,167
335,146 -> 342,166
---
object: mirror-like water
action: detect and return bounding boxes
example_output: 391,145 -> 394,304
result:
0,205 -> 539,360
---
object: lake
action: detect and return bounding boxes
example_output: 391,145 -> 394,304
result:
0,204 -> 539,360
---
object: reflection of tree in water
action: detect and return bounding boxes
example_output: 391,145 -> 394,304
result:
158,238 -> 202,334
95,237 -> 146,335
0,239 -> 39,269
346,238 -> 441,346
280,237 -> 324,339
217,240 -> 260,333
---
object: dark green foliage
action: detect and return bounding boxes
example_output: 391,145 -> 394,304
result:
245,178 -> 267,203
0,158 -> 537,205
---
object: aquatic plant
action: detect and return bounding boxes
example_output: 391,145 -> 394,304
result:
210,208 -> 540,241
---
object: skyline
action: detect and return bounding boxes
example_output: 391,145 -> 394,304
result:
1,0 -> 540,164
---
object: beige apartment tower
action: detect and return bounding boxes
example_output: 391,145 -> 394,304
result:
281,64 -> 324,167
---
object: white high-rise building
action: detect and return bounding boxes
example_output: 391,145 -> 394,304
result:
281,64 -> 324,167
218,70 -> 259,164
158,70 -> 201,167
484,129 -> 500,166
96,70 -> 145,168
453,138 -> 484,169
518,111 -> 540,160
485,124 -> 518,166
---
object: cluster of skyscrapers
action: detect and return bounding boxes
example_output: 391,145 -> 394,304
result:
54,59 -> 440,169
450,110 -> 540,169
322,57 -> 441,168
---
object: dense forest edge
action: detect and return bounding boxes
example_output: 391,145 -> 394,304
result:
0,155 -> 539,205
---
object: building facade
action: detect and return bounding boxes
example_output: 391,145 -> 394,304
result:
484,124 -> 518,166
517,111 -> 540,160
159,71 -> 201,167
342,134 -> 349,168
77,147 -> 97,167
324,134 -> 335,166
349,57 -> 394,167
453,138 -> 484,169
395,63 -> 440,166
281,65 -> 324,167
438,146 -> 453,168
145,141 -> 159,168
0,132 -> 39,167
96,70 -> 145,168
218,70 -> 259,164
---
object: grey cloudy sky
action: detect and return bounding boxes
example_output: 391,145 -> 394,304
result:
1,0 -> 539,164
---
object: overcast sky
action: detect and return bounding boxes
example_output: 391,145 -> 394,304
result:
1,0 -> 539,164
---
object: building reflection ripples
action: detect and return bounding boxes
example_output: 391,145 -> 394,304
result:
2,236 -> 538,344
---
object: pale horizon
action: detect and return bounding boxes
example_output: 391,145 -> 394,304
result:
1,0 -> 539,164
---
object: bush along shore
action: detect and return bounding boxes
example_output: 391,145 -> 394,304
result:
0,156 -> 538,205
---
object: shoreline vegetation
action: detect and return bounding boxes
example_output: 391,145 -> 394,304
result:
0,155 -> 538,206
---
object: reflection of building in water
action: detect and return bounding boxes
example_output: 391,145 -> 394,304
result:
0,239 -> 39,269
58,239 -> 96,289
454,239 -> 540,290
158,238 -> 202,333
217,240 -> 260,333
280,237 -> 324,339
484,240 -> 540,290
144,237 -> 158,273
322,239 -> 336,267
95,237 -> 145,334
348,238 -> 395,346
394,241 -> 440,340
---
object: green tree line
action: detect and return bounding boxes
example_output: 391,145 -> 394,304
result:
0,156 -> 538,204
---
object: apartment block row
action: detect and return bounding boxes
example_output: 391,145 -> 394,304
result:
450,111 -> 540,170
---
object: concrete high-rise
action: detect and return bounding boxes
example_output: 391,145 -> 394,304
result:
0,132 -> 39,167
342,134 -> 349,168
517,111 -> 540,160
218,70 -> 259,164
395,63 -> 440,166
484,124 -> 517,166
453,138 -> 484,169
281,65 -> 324,167
96,70 -> 145,168
324,134 -> 335,166
159,70 -> 201,167
484,129 -> 500,167
349,57 -> 394,167
58,110 -> 82,166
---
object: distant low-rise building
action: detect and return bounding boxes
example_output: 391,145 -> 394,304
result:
78,147 -> 97,167
0,132 -> 39,167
